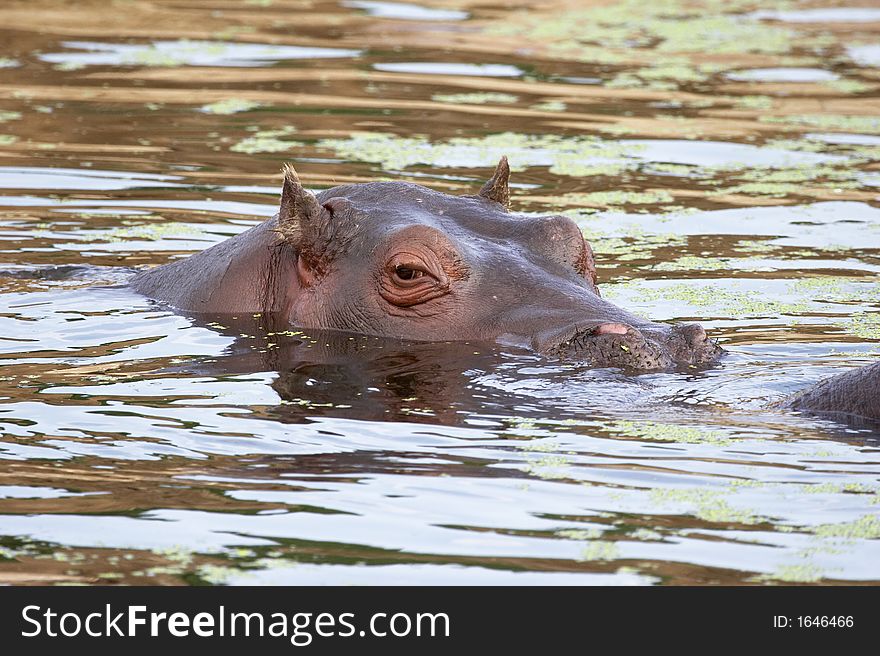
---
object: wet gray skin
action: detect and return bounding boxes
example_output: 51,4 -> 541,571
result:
546,321 -> 721,370
780,361 -> 880,427
131,158 -> 723,371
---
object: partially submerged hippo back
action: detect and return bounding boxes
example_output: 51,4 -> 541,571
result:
131,158 -> 722,371
781,362 -> 880,427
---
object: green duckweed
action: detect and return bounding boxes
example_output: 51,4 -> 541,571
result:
315,131 -> 641,176
762,114 -> 880,134
608,419 -> 731,445
231,127 -> 301,154
846,313 -> 880,340
201,99 -> 262,115
762,563 -> 826,583
813,514 -> 880,540
580,541 -> 619,561
431,92 -> 518,104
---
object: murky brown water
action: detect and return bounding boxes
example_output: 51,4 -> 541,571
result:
1,0 -> 879,585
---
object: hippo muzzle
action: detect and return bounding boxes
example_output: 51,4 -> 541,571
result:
541,321 -> 724,370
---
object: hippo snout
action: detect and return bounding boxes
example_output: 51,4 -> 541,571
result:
541,321 -> 723,371
664,322 -> 723,365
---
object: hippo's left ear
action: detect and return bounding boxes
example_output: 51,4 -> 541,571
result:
478,156 -> 510,209
277,163 -> 331,254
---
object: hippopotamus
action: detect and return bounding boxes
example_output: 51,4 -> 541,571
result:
779,362 -> 880,428
132,158 -> 720,370
131,159 -> 878,427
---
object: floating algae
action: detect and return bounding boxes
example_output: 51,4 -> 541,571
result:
556,528 -> 603,541
846,313 -> 880,340
716,182 -> 802,197
530,100 -> 567,112
487,0 -> 824,91
605,420 -> 731,445
607,282 -> 810,319
762,114 -> 880,134
652,255 -> 738,272
649,488 -> 767,526
200,99 -> 263,115
560,190 -> 675,207
431,92 -> 518,104
315,131 -> 641,176
579,541 -> 619,561
231,127 -> 301,154
103,222 -> 209,242
761,563 -> 826,583
813,514 -> 880,540
492,0 -> 802,56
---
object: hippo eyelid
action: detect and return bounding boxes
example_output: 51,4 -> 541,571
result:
377,237 -> 457,308
388,258 -> 436,286
379,224 -> 466,279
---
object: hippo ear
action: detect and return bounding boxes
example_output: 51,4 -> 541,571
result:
277,163 -> 330,251
478,156 -> 510,209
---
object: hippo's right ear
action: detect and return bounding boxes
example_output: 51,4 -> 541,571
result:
478,156 -> 511,210
277,163 -> 331,252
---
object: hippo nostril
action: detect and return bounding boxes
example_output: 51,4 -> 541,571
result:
592,322 -> 630,336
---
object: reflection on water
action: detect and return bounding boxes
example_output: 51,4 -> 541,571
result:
40,40 -> 362,68
0,0 -> 879,585
342,1 -> 469,22
726,68 -> 839,83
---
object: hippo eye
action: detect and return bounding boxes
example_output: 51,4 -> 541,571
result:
381,255 -> 449,308
394,265 -> 425,282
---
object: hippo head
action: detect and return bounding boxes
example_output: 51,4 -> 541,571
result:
274,160 -> 722,371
